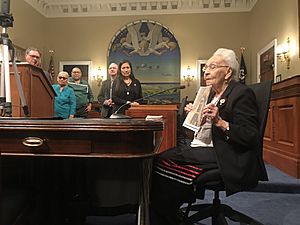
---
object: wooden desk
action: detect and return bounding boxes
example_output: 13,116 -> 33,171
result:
126,104 -> 178,152
0,118 -> 163,225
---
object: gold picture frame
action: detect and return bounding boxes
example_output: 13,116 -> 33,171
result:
275,74 -> 282,83
196,59 -> 207,88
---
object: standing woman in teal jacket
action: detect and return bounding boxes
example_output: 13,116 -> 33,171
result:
52,71 -> 76,119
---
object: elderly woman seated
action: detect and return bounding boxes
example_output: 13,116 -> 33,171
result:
150,48 -> 264,225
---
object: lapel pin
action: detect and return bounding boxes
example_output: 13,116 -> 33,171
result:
220,98 -> 226,105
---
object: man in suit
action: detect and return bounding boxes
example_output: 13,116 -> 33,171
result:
25,47 -> 52,82
97,62 -> 118,118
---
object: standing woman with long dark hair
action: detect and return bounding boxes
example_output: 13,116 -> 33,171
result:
112,60 -> 143,114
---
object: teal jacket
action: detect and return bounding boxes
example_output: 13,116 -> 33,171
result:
52,84 -> 76,119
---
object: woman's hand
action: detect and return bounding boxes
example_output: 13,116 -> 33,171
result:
86,103 -> 92,112
184,103 -> 193,113
203,103 -> 229,131
130,101 -> 140,106
203,103 -> 219,123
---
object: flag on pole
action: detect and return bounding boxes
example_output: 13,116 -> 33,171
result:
48,50 -> 55,82
239,50 -> 247,84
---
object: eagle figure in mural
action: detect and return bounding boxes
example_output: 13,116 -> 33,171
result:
121,22 -> 175,56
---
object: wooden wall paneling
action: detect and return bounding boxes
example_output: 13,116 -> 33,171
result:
263,75 -> 300,178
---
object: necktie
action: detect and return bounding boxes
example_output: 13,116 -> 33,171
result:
109,80 -> 113,99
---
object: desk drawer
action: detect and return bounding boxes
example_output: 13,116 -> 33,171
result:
0,131 -> 91,154
0,130 -> 156,156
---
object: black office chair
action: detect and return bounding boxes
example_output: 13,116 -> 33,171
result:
178,96 -> 188,123
177,96 -> 189,146
180,80 -> 272,225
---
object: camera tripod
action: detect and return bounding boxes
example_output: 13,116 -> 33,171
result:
0,12 -> 29,117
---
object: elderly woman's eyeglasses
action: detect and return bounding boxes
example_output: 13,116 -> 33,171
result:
202,63 -> 229,72
58,76 -> 68,80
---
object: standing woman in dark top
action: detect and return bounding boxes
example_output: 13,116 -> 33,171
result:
112,60 -> 143,114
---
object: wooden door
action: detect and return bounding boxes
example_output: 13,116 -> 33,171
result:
260,46 -> 274,82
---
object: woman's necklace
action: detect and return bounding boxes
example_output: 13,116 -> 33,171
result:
124,78 -> 132,85
124,78 -> 132,96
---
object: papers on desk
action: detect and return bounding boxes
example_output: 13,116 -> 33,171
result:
145,115 -> 164,121
183,86 -> 211,132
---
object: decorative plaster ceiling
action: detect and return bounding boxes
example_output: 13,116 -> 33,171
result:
24,0 -> 258,18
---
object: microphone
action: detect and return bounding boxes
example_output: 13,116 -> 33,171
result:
109,85 -> 186,119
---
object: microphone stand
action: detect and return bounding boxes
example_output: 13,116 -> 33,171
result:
110,85 -> 185,119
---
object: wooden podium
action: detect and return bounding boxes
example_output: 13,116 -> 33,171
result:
8,63 -> 55,117
263,75 -> 300,178
126,104 -> 178,153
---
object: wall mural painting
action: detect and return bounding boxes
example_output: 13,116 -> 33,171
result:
108,20 -> 181,103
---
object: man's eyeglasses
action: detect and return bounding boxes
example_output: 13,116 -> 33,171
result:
29,55 -> 40,59
58,76 -> 68,80
202,63 -> 229,72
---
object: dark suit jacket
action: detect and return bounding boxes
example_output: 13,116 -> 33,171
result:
98,79 -> 113,118
209,80 -> 262,196
111,78 -> 142,114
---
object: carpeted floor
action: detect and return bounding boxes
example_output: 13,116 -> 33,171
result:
85,164 -> 300,225
191,164 -> 300,225
191,188 -> 300,225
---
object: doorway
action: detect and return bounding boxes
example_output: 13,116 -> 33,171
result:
257,39 -> 277,82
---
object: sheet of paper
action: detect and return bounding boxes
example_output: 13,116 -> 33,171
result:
183,86 -> 211,132
145,115 -> 163,121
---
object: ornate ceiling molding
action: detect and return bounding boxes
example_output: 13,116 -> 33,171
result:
24,0 -> 258,18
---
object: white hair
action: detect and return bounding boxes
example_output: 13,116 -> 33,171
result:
213,48 -> 240,80
58,71 -> 69,78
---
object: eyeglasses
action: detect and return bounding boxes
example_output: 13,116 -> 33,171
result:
202,63 -> 229,72
58,76 -> 68,80
29,55 -> 40,59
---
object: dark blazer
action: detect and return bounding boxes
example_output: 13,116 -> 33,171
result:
210,80 -> 261,196
98,79 -> 113,118
112,78 -> 142,114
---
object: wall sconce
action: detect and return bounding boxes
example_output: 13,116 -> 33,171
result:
183,66 -> 194,87
93,67 -> 103,86
277,37 -> 291,69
